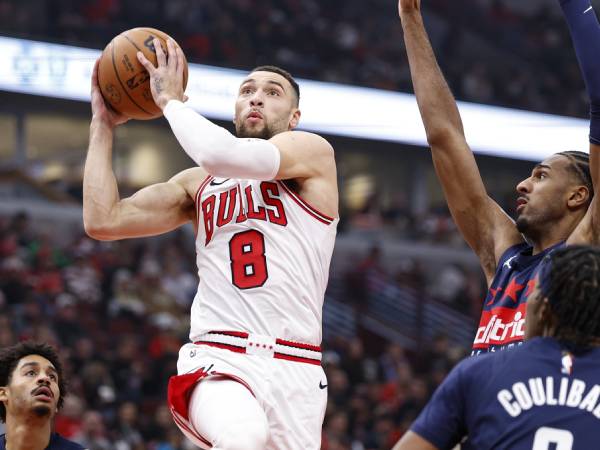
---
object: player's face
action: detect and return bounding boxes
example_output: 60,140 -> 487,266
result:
234,71 -> 300,139
515,155 -> 578,237
0,355 -> 60,420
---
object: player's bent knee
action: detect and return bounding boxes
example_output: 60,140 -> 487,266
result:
215,416 -> 269,450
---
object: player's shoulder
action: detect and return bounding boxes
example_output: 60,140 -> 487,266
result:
271,130 -> 335,155
496,241 -> 531,267
169,167 -> 210,189
0,433 -> 85,450
459,340 -> 542,379
49,433 -> 87,449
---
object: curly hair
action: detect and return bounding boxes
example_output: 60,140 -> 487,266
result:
539,246 -> 600,350
0,342 -> 66,422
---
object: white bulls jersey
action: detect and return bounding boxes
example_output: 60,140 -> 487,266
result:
190,176 -> 338,346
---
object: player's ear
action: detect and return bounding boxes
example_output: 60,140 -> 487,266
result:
288,109 -> 300,130
567,185 -> 590,209
0,386 -> 8,402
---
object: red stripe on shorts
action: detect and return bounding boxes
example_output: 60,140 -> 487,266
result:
275,338 -> 321,352
208,330 -> 250,339
194,341 -> 247,354
274,352 -> 321,366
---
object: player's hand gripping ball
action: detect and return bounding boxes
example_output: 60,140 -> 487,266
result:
98,27 -> 188,120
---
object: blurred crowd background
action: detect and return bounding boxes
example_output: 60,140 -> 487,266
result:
0,0 -> 589,117
0,212 -> 470,450
0,0 -> 594,449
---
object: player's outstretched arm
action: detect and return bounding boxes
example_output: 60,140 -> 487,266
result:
560,0 -> 600,245
83,60 -> 197,241
398,0 -> 522,281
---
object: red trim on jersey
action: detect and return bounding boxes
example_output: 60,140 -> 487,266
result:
210,372 -> 255,397
276,181 -> 334,225
275,338 -> 321,352
194,341 -> 247,353
168,369 -> 256,448
168,370 -> 208,421
208,330 -> 250,339
274,352 -> 321,365
195,175 -> 214,233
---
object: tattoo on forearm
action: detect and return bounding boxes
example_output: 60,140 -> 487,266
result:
154,77 -> 164,94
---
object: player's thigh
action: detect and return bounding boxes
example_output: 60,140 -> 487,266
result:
266,361 -> 328,450
190,377 -> 269,450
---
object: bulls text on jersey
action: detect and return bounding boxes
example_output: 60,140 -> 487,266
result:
201,181 -> 287,245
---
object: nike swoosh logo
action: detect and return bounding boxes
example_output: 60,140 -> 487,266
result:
584,5 -> 593,14
319,381 -> 328,389
210,178 -> 230,186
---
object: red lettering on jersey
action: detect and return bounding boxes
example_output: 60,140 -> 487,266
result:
201,195 -> 216,245
261,182 -> 288,226
236,185 -> 248,223
473,303 -> 527,350
216,188 -> 237,227
245,186 -> 267,220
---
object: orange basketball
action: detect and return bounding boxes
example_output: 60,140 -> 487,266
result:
98,27 -> 189,120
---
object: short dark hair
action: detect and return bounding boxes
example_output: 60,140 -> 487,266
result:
0,342 -> 66,422
251,65 -> 300,106
540,246 -> 600,351
557,151 -> 593,204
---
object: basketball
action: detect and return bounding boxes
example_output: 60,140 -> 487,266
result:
98,27 -> 189,120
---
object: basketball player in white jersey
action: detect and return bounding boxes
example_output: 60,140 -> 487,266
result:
83,39 -> 338,450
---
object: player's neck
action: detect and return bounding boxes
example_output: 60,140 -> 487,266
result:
529,211 -> 583,255
530,224 -> 572,255
4,416 -> 52,450
530,235 -> 564,255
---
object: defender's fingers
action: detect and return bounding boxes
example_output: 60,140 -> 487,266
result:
154,38 -> 166,67
137,52 -> 155,74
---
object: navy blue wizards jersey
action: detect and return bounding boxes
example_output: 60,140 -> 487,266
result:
412,338 -> 600,450
0,433 -> 85,450
472,242 -> 564,355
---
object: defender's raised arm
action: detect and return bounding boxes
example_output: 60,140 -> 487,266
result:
398,0 -> 522,282
561,0 -> 600,245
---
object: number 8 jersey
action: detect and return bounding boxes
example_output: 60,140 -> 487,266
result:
190,176 -> 338,346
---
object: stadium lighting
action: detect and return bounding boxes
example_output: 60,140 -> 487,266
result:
0,36 -> 589,161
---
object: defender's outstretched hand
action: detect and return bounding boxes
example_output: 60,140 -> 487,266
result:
398,0 -> 421,15
90,59 -> 129,128
137,38 -> 186,110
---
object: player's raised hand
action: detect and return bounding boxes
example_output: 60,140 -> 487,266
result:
90,58 -> 129,128
398,0 -> 421,15
137,38 -> 186,110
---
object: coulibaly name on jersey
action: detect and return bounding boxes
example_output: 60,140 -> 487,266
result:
201,181 -> 288,245
498,376 -> 600,419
